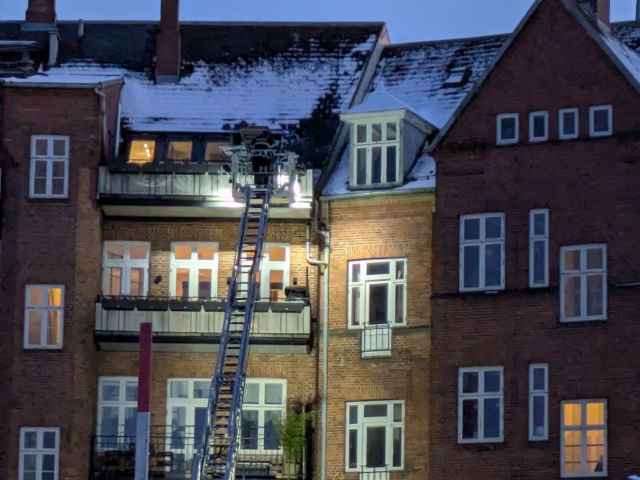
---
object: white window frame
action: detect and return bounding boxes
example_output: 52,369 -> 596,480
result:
19,427 -> 60,480
589,105 -> 613,137
496,113 -> 519,145
529,111 -> 549,142
239,378 -> 287,454
351,119 -> 402,187
459,213 -> 505,292
347,258 -> 407,329
102,242 -> 150,296
559,108 -> 579,140
97,377 -> 138,440
260,243 -> 290,301
29,135 -> 69,199
560,244 -> 607,322
458,366 -> 504,444
345,400 -> 405,473
529,209 -> 549,288
560,399 -> 607,478
24,285 -> 64,350
529,364 -> 549,441
170,242 -> 219,299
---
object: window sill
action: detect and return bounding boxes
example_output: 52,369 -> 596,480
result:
348,181 -> 403,191
558,318 -> 607,326
458,441 -> 505,451
23,346 -> 63,351
26,197 -> 71,204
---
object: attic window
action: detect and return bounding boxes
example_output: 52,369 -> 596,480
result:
352,120 -> 401,187
444,67 -> 471,88
205,142 -> 229,162
168,141 -> 193,162
129,140 -> 155,163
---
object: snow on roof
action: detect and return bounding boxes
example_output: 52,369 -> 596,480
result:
1,73 -> 122,86
342,90 -> 427,119
599,29 -> 640,87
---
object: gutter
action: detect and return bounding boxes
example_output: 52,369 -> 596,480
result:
321,186 -> 435,202
0,77 -> 123,89
94,83 -> 110,159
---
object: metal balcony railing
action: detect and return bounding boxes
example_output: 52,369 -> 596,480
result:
361,324 -> 392,358
95,296 -> 311,340
358,466 -> 390,480
90,425 -> 306,480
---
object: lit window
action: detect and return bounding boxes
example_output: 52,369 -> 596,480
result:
170,243 -> 218,299
30,136 -> 69,199
204,141 -> 229,162
529,209 -> 549,288
128,140 -> 155,163
97,377 -> 138,449
529,364 -> 548,441
496,113 -> 519,145
458,367 -> 503,443
24,285 -> 64,349
560,245 -> 607,322
529,111 -> 549,142
19,428 -> 59,480
559,108 -> 579,140
352,120 -> 401,187
348,258 -> 406,328
102,242 -> 150,297
561,400 -> 607,477
240,379 -> 286,453
168,141 -> 193,162
459,213 -> 505,292
259,244 -> 290,301
589,105 -> 612,137
345,400 -> 404,472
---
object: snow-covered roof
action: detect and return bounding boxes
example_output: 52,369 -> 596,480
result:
599,29 -> 640,87
1,73 -> 122,86
342,91 -> 427,119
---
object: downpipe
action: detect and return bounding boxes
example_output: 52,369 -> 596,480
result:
94,84 -> 109,157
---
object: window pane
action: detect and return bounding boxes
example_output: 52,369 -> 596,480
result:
168,141 -> 192,162
563,276 -> 582,318
563,112 -> 576,136
356,125 -> 367,144
265,383 -> 284,405
265,410 -> 283,449
130,268 -> 144,297
52,178 -> 65,195
352,264 -> 361,283
129,140 -> 155,163
25,473 -> 38,480
198,269 -> 212,298
169,380 -> 188,399
124,407 -> 137,438
348,430 -> 358,468
24,432 -> 38,449
269,270 -> 284,300
372,123 -> 382,143
533,115 -> 546,138
392,427 -> 402,467
500,117 -> 516,140
107,244 -> 125,260
533,240 -> 546,284
395,284 -> 404,324
386,146 -> 397,183
368,284 -> 388,324
364,404 -> 387,417
485,217 -> 502,239
367,262 -> 390,275
28,287 -> 43,306
462,399 -> 478,439
48,288 -> 62,307
395,261 -> 405,280
349,405 -> 358,424
483,398 -> 501,438
564,249 -> 581,271
174,245 -> 192,260
533,367 -> 546,391
484,371 -> 501,393
194,407 -> 207,446
53,139 -> 66,156
365,426 -> 386,468
101,406 -> 120,437
587,248 -> 603,270
393,403 -> 403,422
356,148 -> 367,185
46,311 -> 61,345
371,147 -> 382,184
34,178 -> 47,195
462,372 -> 479,394
485,244 -> 502,287
463,245 -> 480,289
35,139 -> 48,156
23,453 -> 37,471
463,218 -> 480,241
534,213 -> 546,236
386,122 -> 397,141
176,268 -> 190,298
35,160 -> 47,178
533,395 -> 546,437
197,245 -> 215,261
125,382 -> 138,402
587,403 -> 604,425
240,410 -> 259,450
130,244 -> 148,260
28,311 -> 42,345
244,383 -> 259,404
170,406 -> 187,449
351,287 -> 361,326
108,267 -> 123,296
102,381 -> 120,401
593,109 -> 609,133
563,403 -> 582,426
52,160 -> 65,178
193,380 -> 211,399
586,275 -> 604,316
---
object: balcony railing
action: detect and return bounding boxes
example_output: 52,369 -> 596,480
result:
358,467 -> 390,480
95,296 -> 311,343
90,425 -> 307,480
361,324 -> 392,358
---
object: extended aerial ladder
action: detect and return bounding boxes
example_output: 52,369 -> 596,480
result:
191,132 -> 302,480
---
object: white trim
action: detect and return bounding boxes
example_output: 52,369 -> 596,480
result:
529,111 -> 549,142
458,366 -> 504,444
23,285 -> 64,349
19,427 -> 60,480
560,244 -> 607,322
529,209 -> 549,288
169,242 -> 219,298
589,105 -> 613,137
560,399 -> 607,477
239,378 -> 287,454
102,242 -> 150,296
97,377 -> 138,444
528,364 -> 549,441
459,213 -> 505,292
559,108 -> 579,140
345,400 -> 405,473
29,135 -> 70,199
260,244 -> 291,300
496,113 -> 519,145
350,119 -> 402,188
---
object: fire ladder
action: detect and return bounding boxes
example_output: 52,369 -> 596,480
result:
192,180 -> 273,480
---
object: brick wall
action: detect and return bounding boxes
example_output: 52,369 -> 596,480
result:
322,193 -> 433,480
431,1 -> 640,479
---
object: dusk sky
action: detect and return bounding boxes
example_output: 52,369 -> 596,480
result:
1,0 -> 638,43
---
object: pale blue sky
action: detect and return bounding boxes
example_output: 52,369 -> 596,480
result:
1,0 -> 638,43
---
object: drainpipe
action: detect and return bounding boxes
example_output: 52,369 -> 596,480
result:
94,84 -> 108,159
305,205 -> 329,480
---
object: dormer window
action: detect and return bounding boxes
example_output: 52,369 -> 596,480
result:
352,120 -> 400,187
129,140 -> 155,163
444,67 -> 472,88
168,141 -> 193,162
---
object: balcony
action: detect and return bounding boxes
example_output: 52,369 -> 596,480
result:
360,324 -> 392,359
95,296 -> 312,353
97,166 -> 313,219
90,425 -> 308,480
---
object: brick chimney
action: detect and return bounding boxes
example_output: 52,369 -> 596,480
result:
581,0 -> 611,26
25,0 -> 56,24
156,0 -> 181,83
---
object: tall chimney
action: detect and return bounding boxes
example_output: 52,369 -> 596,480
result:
25,0 -> 57,24
156,0 -> 181,83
